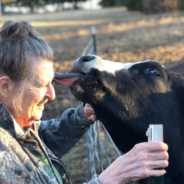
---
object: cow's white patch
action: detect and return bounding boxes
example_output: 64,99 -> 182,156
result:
85,56 -> 153,75
80,56 -> 165,76
100,60 -> 163,75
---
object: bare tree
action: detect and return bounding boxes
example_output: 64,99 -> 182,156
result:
15,0 -> 45,13
142,0 -> 178,13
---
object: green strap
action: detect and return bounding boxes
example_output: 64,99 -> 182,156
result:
52,165 -> 64,184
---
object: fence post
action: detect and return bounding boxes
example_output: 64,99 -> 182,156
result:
91,26 -> 96,55
83,26 -> 97,180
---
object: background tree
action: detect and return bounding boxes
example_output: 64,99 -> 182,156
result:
15,0 -> 46,13
176,0 -> 184,11
99,0 -> 142,11
1,0 -> 15,14
45,0 -> 66,11
142,0 -> 178,13
99,0 -> 115,7
99,0 -> 180,13
67,0 -> 87,9
45,0 -> 87,10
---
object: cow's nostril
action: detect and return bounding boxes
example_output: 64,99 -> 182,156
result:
80,56 -> 95,62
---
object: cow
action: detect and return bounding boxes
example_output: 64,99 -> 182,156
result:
54,55 -> 184,184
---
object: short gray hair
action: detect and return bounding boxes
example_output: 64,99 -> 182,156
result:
0,20 -> 53,81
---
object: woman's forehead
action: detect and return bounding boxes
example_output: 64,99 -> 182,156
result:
30,58 -> 54,81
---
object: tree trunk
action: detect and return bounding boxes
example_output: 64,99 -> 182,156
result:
163,0 -> 178,12
142,0 -> 164,13
1,4 -> 5,15
29,2 -> 35,13
57,3 -> 63,11
73,1 -> 78,9
178,0 -> 184,11
30,6 -> 34,13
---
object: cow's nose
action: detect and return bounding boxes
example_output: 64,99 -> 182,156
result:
79,56 -> 95,63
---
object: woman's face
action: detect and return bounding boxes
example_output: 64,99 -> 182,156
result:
10,57 -> 55,127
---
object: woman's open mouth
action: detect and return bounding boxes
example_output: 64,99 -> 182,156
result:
53,72 -> 84,86
37,99 -> 48,109
37,104 -> 44,110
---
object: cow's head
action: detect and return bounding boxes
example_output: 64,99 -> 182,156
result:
70,55 -> 171,108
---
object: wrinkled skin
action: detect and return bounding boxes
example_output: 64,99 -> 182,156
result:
98,142 -> 168,184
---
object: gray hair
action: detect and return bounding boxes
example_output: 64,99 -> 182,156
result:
0,20 -> 54,114
0,20 -> 53,81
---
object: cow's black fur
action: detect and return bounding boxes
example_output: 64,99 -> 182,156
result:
70,60 -> 184,184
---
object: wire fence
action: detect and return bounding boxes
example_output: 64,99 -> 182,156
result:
82,26 -> 96,56
81,27 -> 123,179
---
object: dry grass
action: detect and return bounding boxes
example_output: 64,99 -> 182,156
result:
2,7 -> 184,183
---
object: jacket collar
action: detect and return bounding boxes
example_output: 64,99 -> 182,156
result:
0,101 -> 41,139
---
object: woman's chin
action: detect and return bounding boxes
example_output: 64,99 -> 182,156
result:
31,112 -> 43,122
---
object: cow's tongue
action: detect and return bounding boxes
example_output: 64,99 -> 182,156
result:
53,72 -> 83,86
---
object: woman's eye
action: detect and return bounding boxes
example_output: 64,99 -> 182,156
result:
150,69 -> 160,76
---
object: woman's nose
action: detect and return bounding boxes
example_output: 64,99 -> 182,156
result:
45,83 -> 55,101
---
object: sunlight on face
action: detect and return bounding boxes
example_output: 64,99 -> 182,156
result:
13,57 -> 55,127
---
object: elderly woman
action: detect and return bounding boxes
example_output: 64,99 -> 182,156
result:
0,20 -> 168,184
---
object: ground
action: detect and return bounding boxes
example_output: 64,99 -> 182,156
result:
2,8 -> 184,183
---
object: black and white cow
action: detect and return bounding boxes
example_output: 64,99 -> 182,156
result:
55,56 -> 184,184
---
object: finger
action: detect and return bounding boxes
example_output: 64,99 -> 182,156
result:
138,142 -> 168,152
85,103 -> 93,109
87,115 -> 96,122
148,160 -> 169,169
84,108 -> 95,117
146,169 -> 166,177
131,169 -> 166,182
84,104 -> 95,113
92,115 -> 96,122
147,151 -> 169,161
84,106 -> 95,119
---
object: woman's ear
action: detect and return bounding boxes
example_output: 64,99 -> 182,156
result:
0,76 -> 14,98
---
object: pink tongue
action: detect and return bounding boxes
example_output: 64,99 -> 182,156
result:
53,77 -> 79,86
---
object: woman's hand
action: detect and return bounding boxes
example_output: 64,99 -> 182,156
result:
98,142 -> 169,184
83,103 -> 96,122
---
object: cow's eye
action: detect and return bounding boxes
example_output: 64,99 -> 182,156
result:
150,69 -> 160,76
